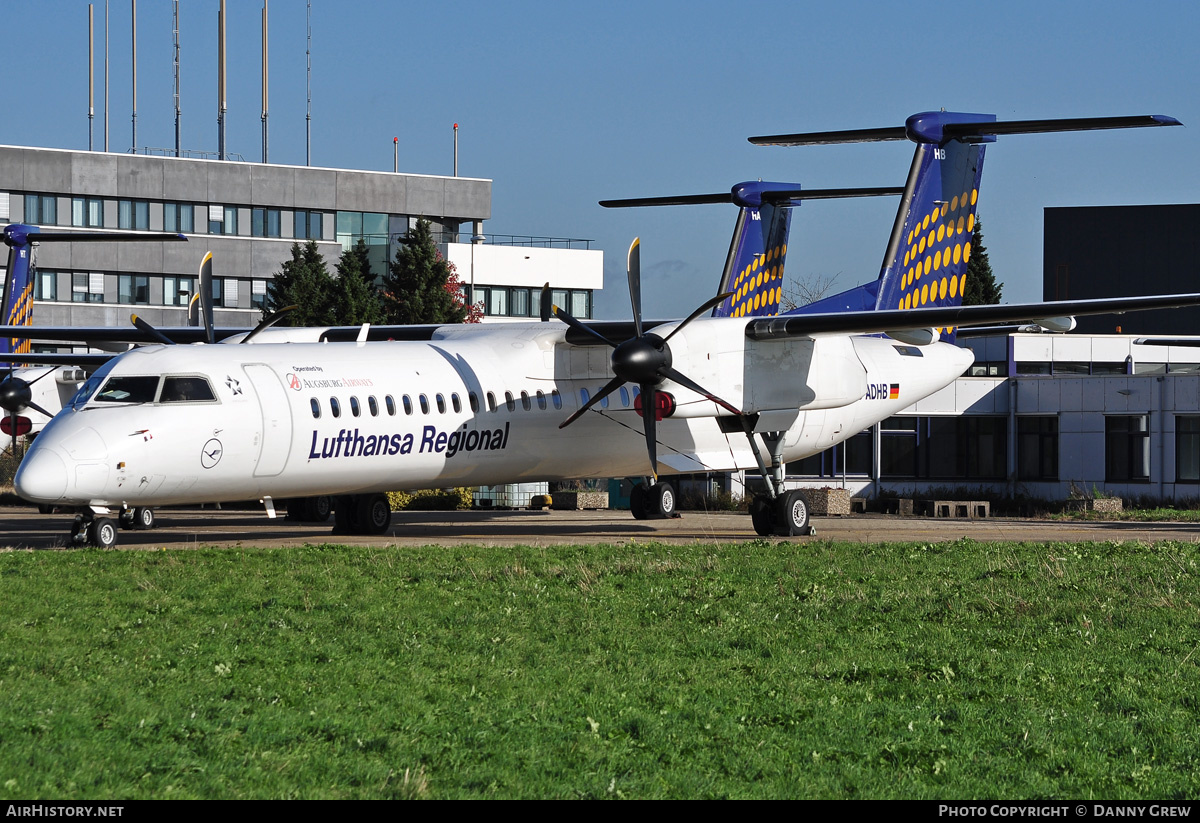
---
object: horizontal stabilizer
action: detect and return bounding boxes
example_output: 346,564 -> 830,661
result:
600,185 -> 901,209
746,292 -> 1200,341
751,113 -> 1180,147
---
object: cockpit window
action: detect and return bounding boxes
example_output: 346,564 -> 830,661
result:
160,376 -> 217,403
94,375 -> 160,404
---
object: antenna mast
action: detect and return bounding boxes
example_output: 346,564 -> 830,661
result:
88,4 -> 94,151
173,0 -> 180,157
306,0 -> 311,166
261,1 -> 269,163
217,0 -> 226,161
131,0 -> 137,153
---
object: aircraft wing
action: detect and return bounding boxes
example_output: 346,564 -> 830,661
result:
744,292 -> 1200,341
0,352 -> 114,367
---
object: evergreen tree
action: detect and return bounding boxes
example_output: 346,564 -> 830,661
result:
264,240 -> 337,326
381,218 -> 472,325
963,218 -> 1003,306
332,238 -> 384,325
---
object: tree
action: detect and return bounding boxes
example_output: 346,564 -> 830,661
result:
381,218 -> 481,325
264,240 -> 337,326
963,218 -> 1003,306
331,238 -> 384,326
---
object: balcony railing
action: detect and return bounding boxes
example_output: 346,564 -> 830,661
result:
433,232 -> 593,250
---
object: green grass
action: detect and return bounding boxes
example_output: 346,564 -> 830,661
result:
1,539 -> 1198,799
1054,507 -> 1200,522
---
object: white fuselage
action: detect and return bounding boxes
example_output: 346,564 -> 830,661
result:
15,319 -> 973,508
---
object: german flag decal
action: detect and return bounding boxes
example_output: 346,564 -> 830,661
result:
889,384 -> 900,400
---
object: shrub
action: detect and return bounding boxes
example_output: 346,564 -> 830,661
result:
386,488 -> 474,511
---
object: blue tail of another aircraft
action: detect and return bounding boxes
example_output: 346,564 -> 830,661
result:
599,181 -> 902,320
756,111 -> 1180,342
1,225 -> 38,357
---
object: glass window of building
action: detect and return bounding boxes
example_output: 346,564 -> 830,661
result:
24,194 -> 57,225
33,269 -> 56,300
210,276 -> 225,307
164,203 -> 194,233
1017,416 -> 1059,481
162,275 -> 195,306
72,197 -> 103,228
1105,415 -> 1150,482
1177,416 -> 1200,482
118,200 -> 150,230
72,272 -> 104,303
252,208 -> 281,238
251,279 -> 267,309
118,274 -> 150,304
570,290 -> 591,319
337,211 -> 390,273
294,210 -> 323,240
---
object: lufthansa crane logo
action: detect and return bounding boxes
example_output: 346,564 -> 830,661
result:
201,438 -> 224,469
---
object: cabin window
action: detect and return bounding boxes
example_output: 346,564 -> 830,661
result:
580,388 -> 590,406
536,390 -> 547,410
551,390 -> 562,410
403,395 -> 413,415
330,397 -> 341,418
599,392 -> 609,409
469,392 -> 479,413
486,392 -> 497,413
385,395 -> 396,415
520,391 -> 531,411
419,394 -> 429,414
451,393 -> 462,413
368,396 -> 379,417
436,394 -> 446,414
159,376 -> 216,403
310,398 -> 321,419
350,396 -> 361,417
505,392 -> 516,412
619,387 -> 630,407
95,375 -> 159,404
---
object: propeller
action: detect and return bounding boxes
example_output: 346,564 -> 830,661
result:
553,238 -> 743,479
0,364 -> 56,456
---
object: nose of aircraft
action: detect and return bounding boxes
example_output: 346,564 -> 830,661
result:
14,447 -> 69,503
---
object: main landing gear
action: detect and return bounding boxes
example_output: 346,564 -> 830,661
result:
737,421 -> 815,538
284,496 -> 332,523
331,493 -> 392,536
629,480 -> 677,520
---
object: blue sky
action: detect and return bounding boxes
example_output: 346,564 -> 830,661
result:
6,1 -> 1198,318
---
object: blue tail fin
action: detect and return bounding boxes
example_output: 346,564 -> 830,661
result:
781,112 -> 992,340
1,225 -> 37,357
711,182 -> 800,319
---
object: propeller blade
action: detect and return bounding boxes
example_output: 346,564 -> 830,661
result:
552,305 -> 619,348
659,365 -> 743,416
627,238 -> 643,339
640,384 -> 658,479
540,283 -> 551,322
131,315 -> 176,346
26,400 -> 54,418
241,305 -> 297,344
661,291 -> 734,345
557,375 -> 625,429
199,251 -> 216,345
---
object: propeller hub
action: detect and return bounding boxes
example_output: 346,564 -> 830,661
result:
0,377 -> 32,414
612,334 -> 670,384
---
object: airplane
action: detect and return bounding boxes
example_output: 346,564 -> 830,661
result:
12,110 -> 1200,548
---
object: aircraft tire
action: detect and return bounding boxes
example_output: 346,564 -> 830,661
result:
87,517 -> 118,548
309,495 -> 333,523
774,490 -> 810,537
118,509 -> 136,530
750,494 -> 774,536
133,507 -> 155,530
356,493 -> 392,535
650,482 -> 677,519
629,483 -> 649,520
332,495 -> 358,534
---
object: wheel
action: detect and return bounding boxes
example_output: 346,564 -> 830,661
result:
356,493 -> 392,535
332,495 -> 358,534
774,490 -> 810,537
750,494 -> 774,536
629,483 -> 649,520
119,509 -> 136,530
38,504 -> 55,515
304,495 -> 332,523
649,482 -> 677,519
133,507 -> 154,530
86,517 -> 118,548
283,499 -> 301,521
